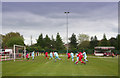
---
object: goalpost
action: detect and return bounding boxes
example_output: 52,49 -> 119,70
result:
13,45 -> 26,61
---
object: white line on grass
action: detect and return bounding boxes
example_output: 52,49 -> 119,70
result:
3,72 -> 118,76
42,73 -> 56,75
89,56 -> 118,58
45,60 -> 52,64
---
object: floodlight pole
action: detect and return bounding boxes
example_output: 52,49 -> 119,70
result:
64,12 -> 70,54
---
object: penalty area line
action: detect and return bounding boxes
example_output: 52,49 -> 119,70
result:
45,60 -> 52,64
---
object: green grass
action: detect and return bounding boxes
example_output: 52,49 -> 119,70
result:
2,55 -> 118,76
0,62 -> 2,77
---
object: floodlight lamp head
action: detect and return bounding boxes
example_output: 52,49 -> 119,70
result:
64,12 -> 70,14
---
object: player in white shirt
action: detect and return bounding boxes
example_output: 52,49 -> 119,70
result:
70,51 -> 74,62
49,52 -> 54,59
54,52 -> 61,62
83,51 -> 88,63
76,53 -> 78,57
32,51 -> 35,60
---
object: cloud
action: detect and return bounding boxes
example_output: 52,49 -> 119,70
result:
2,12 -> 67,45
0,13 -> 1,34
2,2 -> 118,45
3,11 -> 118,44
2,0 -> 120,2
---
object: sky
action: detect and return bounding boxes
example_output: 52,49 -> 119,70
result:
0,2 -> 1,35
2,2 -> 118,45
2,0 -> 120,2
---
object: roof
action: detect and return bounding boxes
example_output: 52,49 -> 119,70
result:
95,46 -> 115,49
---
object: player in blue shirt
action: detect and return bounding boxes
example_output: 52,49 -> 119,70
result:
76,53 -> 78,57
83,51 -> 88,63
54,52 -> 61,62
49,52 -> 54,59
32,51 -> 35,60
75,52 -> 79,64
70,51 -> 74,62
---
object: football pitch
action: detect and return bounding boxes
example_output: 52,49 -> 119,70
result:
2,55 -> 118,76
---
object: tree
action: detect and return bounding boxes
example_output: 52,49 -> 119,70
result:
90,36 -> 94,48
2,32 -> 24,48
44,34 -> 51,49
0,34 -> 2,48
78,41 -> 90,49
116,34 -> 120,50
94,36 -> 98,47
90,36 -> 99,49
55,33 -> 64,50
109,37 -> 116,47
99,34 -> 110,46
69,33 -> 78,49
6,36 -> 24,48
51,35 -> 56,49
78,34 -> 89,45
37,33 -> 44,48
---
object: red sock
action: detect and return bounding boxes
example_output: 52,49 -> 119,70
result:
81,61 -> 85,64
76,61 -> 78,64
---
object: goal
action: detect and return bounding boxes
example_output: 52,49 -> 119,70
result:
13,45 -> 26,61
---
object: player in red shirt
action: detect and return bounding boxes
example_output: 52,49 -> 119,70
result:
75,52 -> 85,64
37,52 -> 38,56
67,53 -> 71,60
79,52 -> 85,64
44,52 -> 49,59
26,53 -> 29,61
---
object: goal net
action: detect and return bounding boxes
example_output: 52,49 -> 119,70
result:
13,45 -> 26,61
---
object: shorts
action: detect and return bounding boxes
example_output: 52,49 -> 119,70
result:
81,56 -> 83,59
32,56 -> 34,59
84,56 -> 87,59
71,57 -> 74,59
55,56 -> 59,59
45,55 -> 48,57
68,56 -> 70,59
50,56 -> 53,58
77,57 -> 79,61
